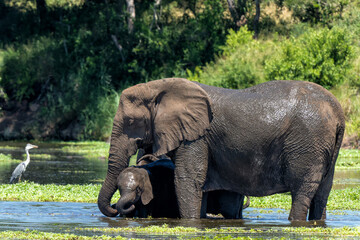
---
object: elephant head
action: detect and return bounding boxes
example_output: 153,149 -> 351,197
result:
98,78 -> 212,217
116,167 -> 153,215
116,158 -> 177,216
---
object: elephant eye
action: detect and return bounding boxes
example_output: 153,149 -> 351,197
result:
136,187 -> 141,195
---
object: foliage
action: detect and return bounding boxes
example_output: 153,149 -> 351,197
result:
265,27 -> 353,88
0,0 -> 231,140
331,85 -> 360,142
188,26 -> 272,89
1,0 -> 360,141
283,0 -> 349,25
1,37 -> 58,102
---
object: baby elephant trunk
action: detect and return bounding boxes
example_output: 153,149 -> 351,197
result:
116,193 -> 136,215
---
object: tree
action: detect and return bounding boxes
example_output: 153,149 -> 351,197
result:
253,0 -> 260,39
126,0 -> 135,34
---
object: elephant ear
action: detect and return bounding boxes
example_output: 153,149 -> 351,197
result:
149,78 -> 212,156
141,171 -> 153,205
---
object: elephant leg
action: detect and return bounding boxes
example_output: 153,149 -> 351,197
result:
200,192 -> 209,218
308,167 -> 335,220
287,150 -> 329,221
174,139 -> 208,219
289,176 -> 325,221
217,191 -> 244,219
288,192 -> 312,221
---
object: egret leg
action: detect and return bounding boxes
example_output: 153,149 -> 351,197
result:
19,175 -> 22,183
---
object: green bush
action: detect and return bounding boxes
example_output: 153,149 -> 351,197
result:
0,0 -> 232,140
265,27 -> 353,88
1,37 -> 58,102
332,85 -> 360,141
188,26 -> 273,89
284,0 -> 348,25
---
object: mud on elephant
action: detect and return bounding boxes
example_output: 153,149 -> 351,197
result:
98,78 -> 345,221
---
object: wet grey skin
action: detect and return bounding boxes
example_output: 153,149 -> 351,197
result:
98,78 -> 345,221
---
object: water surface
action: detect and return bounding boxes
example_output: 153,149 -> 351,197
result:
1,201 -> 360,238
1,142 -> 360,238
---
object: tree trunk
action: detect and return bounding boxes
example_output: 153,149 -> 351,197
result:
150,0 -> 161,30
227,0 -> 240,26
253,0 -> 260,39
126,0 -> 135,34
36,0 -> 47,31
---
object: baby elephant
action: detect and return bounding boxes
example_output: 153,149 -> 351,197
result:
115,157 -> 249,218
116,159 -> 179,218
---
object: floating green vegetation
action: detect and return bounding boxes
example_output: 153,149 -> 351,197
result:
336,157 -> 360,169
21,153 -> 53,159
335,149 -> 360,169
0,153 -> 13,162
80,224 -> 360,238
0,229 -> 126,240
0,146 -> 18,150
251,187 -> 360,210
0,182 -> 119,204
338,149 -> 360,158
59,141 -> 110,159
2,224 -> 360,240
0,183 -> 359,211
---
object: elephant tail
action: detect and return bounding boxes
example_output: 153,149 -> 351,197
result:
329,123 -> 345,174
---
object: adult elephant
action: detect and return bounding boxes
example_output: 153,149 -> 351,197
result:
98,78 -> 345,221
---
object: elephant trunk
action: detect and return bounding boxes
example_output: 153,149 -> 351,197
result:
97,128 -> 138,217
116,192 -> 136,215
98,175 -> 119,217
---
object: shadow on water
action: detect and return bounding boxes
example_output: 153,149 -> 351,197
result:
0,142 -> 108,184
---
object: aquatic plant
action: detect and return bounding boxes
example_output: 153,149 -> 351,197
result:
0,182 -> 118,204
0,153 -> 13,162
